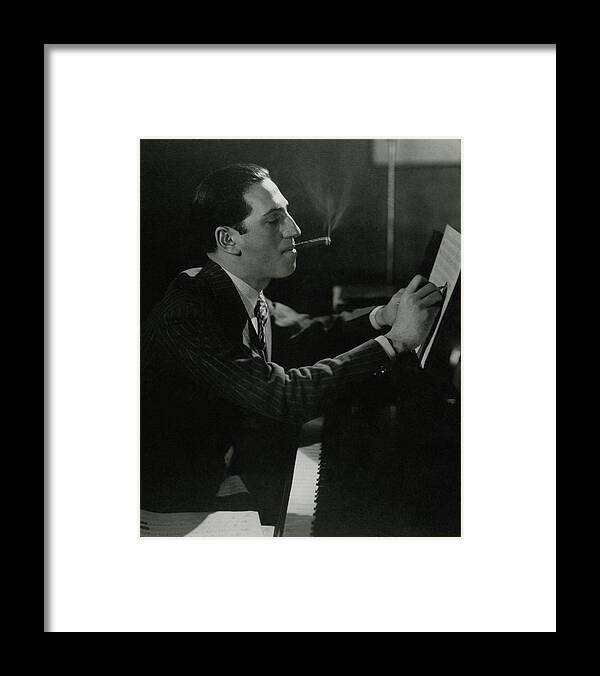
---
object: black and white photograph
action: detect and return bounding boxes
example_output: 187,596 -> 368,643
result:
140,139 -> 461,537
46,45 -> 555,632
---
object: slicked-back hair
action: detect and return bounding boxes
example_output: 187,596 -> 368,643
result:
190,163 -> 271,254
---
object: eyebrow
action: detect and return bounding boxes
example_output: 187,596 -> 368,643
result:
262,203 -> 289,218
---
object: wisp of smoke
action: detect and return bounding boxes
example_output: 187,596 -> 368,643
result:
298,172 -> 354,239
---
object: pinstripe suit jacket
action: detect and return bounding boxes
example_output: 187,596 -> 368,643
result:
140,260 -> 402,514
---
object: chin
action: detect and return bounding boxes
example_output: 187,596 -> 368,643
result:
275,261 -> 297,279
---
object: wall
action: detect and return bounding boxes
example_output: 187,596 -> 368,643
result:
394,165 -> 461,286
140,139 -> 460,320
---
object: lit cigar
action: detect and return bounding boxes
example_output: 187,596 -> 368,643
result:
294,236 -> 331,249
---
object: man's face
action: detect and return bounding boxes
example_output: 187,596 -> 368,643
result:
235,178 -> 302,284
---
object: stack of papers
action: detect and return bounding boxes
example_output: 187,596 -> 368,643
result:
140,510 -> 268,537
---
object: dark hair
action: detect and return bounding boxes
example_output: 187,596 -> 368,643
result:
190,163 -> 270,254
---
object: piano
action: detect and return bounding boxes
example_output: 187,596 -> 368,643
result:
282,442 -> 322,536
282,368 -> 460,537
281,281 -> 461,538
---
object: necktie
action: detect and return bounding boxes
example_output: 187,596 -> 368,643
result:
254,293 -> 269,357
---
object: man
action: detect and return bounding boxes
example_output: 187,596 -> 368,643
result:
141,163 -> 442,523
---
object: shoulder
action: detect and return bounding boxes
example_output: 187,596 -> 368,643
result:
181,267 -> 203,278
148,270 -> 217,326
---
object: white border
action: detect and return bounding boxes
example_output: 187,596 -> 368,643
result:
47,45 -> 556,632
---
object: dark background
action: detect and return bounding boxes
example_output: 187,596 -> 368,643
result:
140,139 -> 462,536
140,139 -> 461,320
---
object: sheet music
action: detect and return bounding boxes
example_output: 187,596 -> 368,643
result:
140,510 -> 264,537
418,224 -> 461,366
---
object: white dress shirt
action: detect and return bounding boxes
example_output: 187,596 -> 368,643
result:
221,269 -> 273,361
369,306 -> 396,360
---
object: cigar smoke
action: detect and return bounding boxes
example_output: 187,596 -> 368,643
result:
295,152 -> 356,239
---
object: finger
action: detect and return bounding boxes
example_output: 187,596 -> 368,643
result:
414,281 -> 439,299
405,274 -> 428,293
420,289 -> 444,307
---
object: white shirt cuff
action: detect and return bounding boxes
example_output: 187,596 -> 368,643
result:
369,305 -> 387,330
374,335 -> 396,360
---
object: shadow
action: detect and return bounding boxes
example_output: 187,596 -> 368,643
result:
419,229 -> 444,278
44,45 -> 51,632
140,510 -> 211,537
298,417 -> 324,446
282,514 -> 316,537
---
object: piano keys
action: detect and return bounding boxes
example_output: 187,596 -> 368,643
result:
281,442 -> 322,537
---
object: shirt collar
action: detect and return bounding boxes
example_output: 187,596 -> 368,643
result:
220,267 -> 261,319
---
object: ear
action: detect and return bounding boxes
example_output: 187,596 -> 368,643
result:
214,226 -> 241,256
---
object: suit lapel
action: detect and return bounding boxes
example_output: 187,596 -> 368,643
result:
198,260 -> 265,356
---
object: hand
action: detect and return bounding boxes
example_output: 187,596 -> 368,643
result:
267,299 -> 310,329
385,275 -> 444,353
379,288 -> 406,327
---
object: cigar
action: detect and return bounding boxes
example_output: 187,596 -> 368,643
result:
294,236 -> 331,249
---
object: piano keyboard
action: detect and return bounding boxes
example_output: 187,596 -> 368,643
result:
282,443 -> 322,536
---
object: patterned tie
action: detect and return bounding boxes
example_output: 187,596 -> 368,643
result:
254,293 -> 269,357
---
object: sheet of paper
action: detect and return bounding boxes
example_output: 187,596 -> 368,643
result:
418,224 -> 461,366
140,510 -> 264,537
215,475 -> 250,498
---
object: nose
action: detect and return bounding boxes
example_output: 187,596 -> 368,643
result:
282,214 -> 301,239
